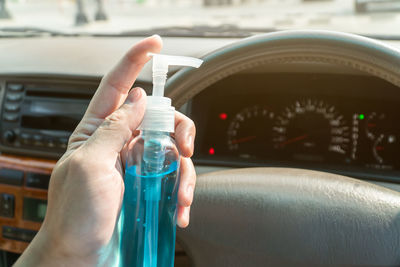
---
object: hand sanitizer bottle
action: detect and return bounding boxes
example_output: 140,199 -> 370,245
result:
117,53 -> 203,267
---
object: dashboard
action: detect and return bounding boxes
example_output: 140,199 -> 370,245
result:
191,73 -> 400,180
0,35 -> 400,265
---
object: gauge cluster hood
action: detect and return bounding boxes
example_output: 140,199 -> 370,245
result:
0,37 -> 237,82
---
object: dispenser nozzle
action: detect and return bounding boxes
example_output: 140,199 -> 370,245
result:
140,52 -> 203,133
148,53 -> 203,97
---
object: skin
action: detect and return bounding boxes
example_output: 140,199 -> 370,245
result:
14,35 -> 197,266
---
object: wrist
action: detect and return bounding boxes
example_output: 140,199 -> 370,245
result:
15,225 -> 99,267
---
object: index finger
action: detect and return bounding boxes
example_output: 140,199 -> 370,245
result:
86,35 -> 163,118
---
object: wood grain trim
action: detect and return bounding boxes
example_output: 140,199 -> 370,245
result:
0,154 -> 56,174
0,154 -> 55,254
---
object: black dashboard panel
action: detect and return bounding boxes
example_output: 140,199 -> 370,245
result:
191,73 -> 400,180
0,78 -> 97,159
0,76 -> 152,159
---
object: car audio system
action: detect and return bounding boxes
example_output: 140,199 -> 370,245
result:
0,78 -> 151,255
0,81 -> 96,159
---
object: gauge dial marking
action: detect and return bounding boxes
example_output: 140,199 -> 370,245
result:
279,134 -> 308,147
227,105 -> 274,156
273,99 -> 350,161
231,135 -> 257,145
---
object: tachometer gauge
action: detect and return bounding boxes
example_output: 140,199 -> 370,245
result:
273,99 -> 350,161
227,105 -> 274,158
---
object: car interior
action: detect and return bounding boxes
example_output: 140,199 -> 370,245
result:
1,0 -> 400,266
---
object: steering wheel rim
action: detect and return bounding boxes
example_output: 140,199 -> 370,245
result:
178,168 -> 400,266
166,29 -> 400,108
167,30 -> 400,266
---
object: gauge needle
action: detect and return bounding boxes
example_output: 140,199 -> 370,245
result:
231,135 -> 257,144
280,134 -> 308,147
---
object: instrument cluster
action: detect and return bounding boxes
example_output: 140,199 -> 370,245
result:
193,93 -> 400,171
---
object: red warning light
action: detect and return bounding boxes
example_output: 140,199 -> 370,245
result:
208,147 -> 215,155
219,113 -> 228,120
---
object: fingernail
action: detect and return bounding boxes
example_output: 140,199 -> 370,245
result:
150,34 -> 162,41
186,184 -> 194,201
126,87 -> 142,104
148,34 -> 163,49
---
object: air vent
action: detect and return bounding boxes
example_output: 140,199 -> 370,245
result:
25,84 -> 93,100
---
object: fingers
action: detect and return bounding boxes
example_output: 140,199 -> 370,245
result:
86,35 -> 162,119
177,206 -> 190,228
84,88 -> 146,156
175,118 -> 196,228
175,111 -> 196,158
178,157 -> 196,208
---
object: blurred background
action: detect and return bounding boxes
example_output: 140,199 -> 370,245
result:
0,0 -> 399,39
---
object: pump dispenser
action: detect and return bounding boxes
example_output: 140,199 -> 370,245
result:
140,53 -> 203,133
117,53 -> 203,267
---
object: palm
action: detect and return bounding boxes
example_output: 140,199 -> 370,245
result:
44,114 -> 128,250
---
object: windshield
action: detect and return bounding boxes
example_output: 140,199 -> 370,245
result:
1,0 -> 400,37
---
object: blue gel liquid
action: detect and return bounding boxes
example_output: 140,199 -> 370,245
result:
118,162 -> 179,267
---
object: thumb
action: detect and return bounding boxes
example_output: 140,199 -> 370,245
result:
84,87 -> 147,156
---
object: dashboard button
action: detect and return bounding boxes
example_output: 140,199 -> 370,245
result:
58,138 -> 68,149
26,173 -> 50,190
20,133 -> 32,145
3,113 -> 18,122
0,194 -> 14,218
45,138 -> 56,148
7,84 -> 23,92
3,130 -> 17,143
4,103 -> 20,112
2,226 -> 37,242
23,197 -> 47,222
6,93 -> 23,102
32,135 -> 43,146
0,169 -> 23,186
2,226 -> 18,240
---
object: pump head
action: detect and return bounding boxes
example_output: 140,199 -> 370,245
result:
139,53 -> 203,133
148,53 -> 203,97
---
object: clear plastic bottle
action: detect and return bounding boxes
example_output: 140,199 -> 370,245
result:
118,130 -> 180,267
115,52 -> 202,267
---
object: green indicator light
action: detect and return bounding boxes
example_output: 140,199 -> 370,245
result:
359,114 -> 365,120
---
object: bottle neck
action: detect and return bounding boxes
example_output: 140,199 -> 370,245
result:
141,130 -> 170,137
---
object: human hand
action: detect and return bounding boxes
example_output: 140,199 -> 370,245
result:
15,35 -> 197,266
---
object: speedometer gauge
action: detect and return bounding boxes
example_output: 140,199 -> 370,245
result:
227,105 -> 274,158
273,99 -> 350,162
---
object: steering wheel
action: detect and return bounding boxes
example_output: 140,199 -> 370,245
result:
165,30 -> 400,266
